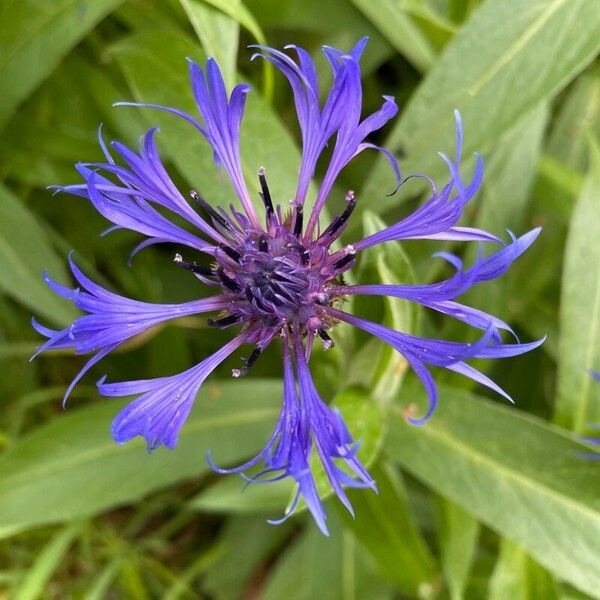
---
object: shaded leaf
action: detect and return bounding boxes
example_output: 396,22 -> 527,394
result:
0,185 -> 76,326
0,0 -> 123,129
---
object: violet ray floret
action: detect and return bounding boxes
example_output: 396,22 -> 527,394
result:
34,38 -> 543,533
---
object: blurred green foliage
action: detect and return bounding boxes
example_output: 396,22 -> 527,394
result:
0,0 -> 599,597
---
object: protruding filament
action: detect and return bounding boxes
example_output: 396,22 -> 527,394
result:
218,243 -> 241,263
190,190 -> 233,232
173,253 -> 215,277
293,204 -> 304,237
216,267 -> 241,292
317,329 -> 335,349
232,346 -> 262,377
333,248 -> 356,271
258,235 -> 269,253
207,314 -> 241,328
320,191 -> 356,241
258,167 -> 275,221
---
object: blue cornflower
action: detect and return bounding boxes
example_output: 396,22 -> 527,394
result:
34,39 -> 542,535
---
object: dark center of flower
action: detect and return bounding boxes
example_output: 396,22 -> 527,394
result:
175,169 -> 357,374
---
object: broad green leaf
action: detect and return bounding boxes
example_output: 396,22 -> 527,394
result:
0,185 -> 76,326
350,0 -> 436,72
179,0 -> 239,90
262,511 -> 393,600
387,381 -> 600,597
0,0 -> 123,130
13,522 -> 83,600
488,539 -> 558,600
337,464 -> 438,596
110,31 -> 307,219
555,139 -> 600,431
0,379 -> 281,534
360,0 -> 600,221
437,498 -> 479,600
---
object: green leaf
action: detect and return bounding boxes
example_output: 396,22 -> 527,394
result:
13,521 -> 83,600
555,138 -> 600,431
488,539 -> 558,600
547,65 -> 600,172
110,31 -> 307,219
350,0 -> 436,72
337,464 -> 438,596
386,381 -> 600,597
0,185 -> 76,326
360,0 -> 600,221
437,498 -> 480,600
0,379 -> 282,535
179,0 -> 239,90
0,0 -> 123,130
262,511 -> 393,600
202,515 -> 290,600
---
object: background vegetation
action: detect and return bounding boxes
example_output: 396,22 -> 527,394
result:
0,0 -> 599,597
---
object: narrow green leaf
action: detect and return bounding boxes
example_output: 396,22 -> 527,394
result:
179,0 -> 239,90
361,0 -> 600,221
387,381 -> 600,597
555,138 -> 600,431
488,539 -> 558,600
337,464 -> 438,596
0,185 -> 76,326
437,498 -> 480,600
350,0 -> 435,72
262,511 -> 393,600
202,515 -> 290,600
0,0 -> 123,129
13,522 -> 83,600
0,379 -> 281,534
348,211 -> 418,404
184,0 -> 273,98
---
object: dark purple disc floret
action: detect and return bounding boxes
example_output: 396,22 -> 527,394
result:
33,38 -> 543,534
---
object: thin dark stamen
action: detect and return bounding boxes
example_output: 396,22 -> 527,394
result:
293,204 -> 303,237
232,346 -> 262,378
207,314 -> 241,328
258,167 -> 274,220
334,251 -> 356,271
318,329 -> 335,349
173,253 -> 215,277
321,191 -> 356,239
190,190 -> 232,232
258,235 -> 269,253
216,267 -> 241,292
218,243 -> 241,262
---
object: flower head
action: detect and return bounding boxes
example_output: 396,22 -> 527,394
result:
34,39 -> 542,534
